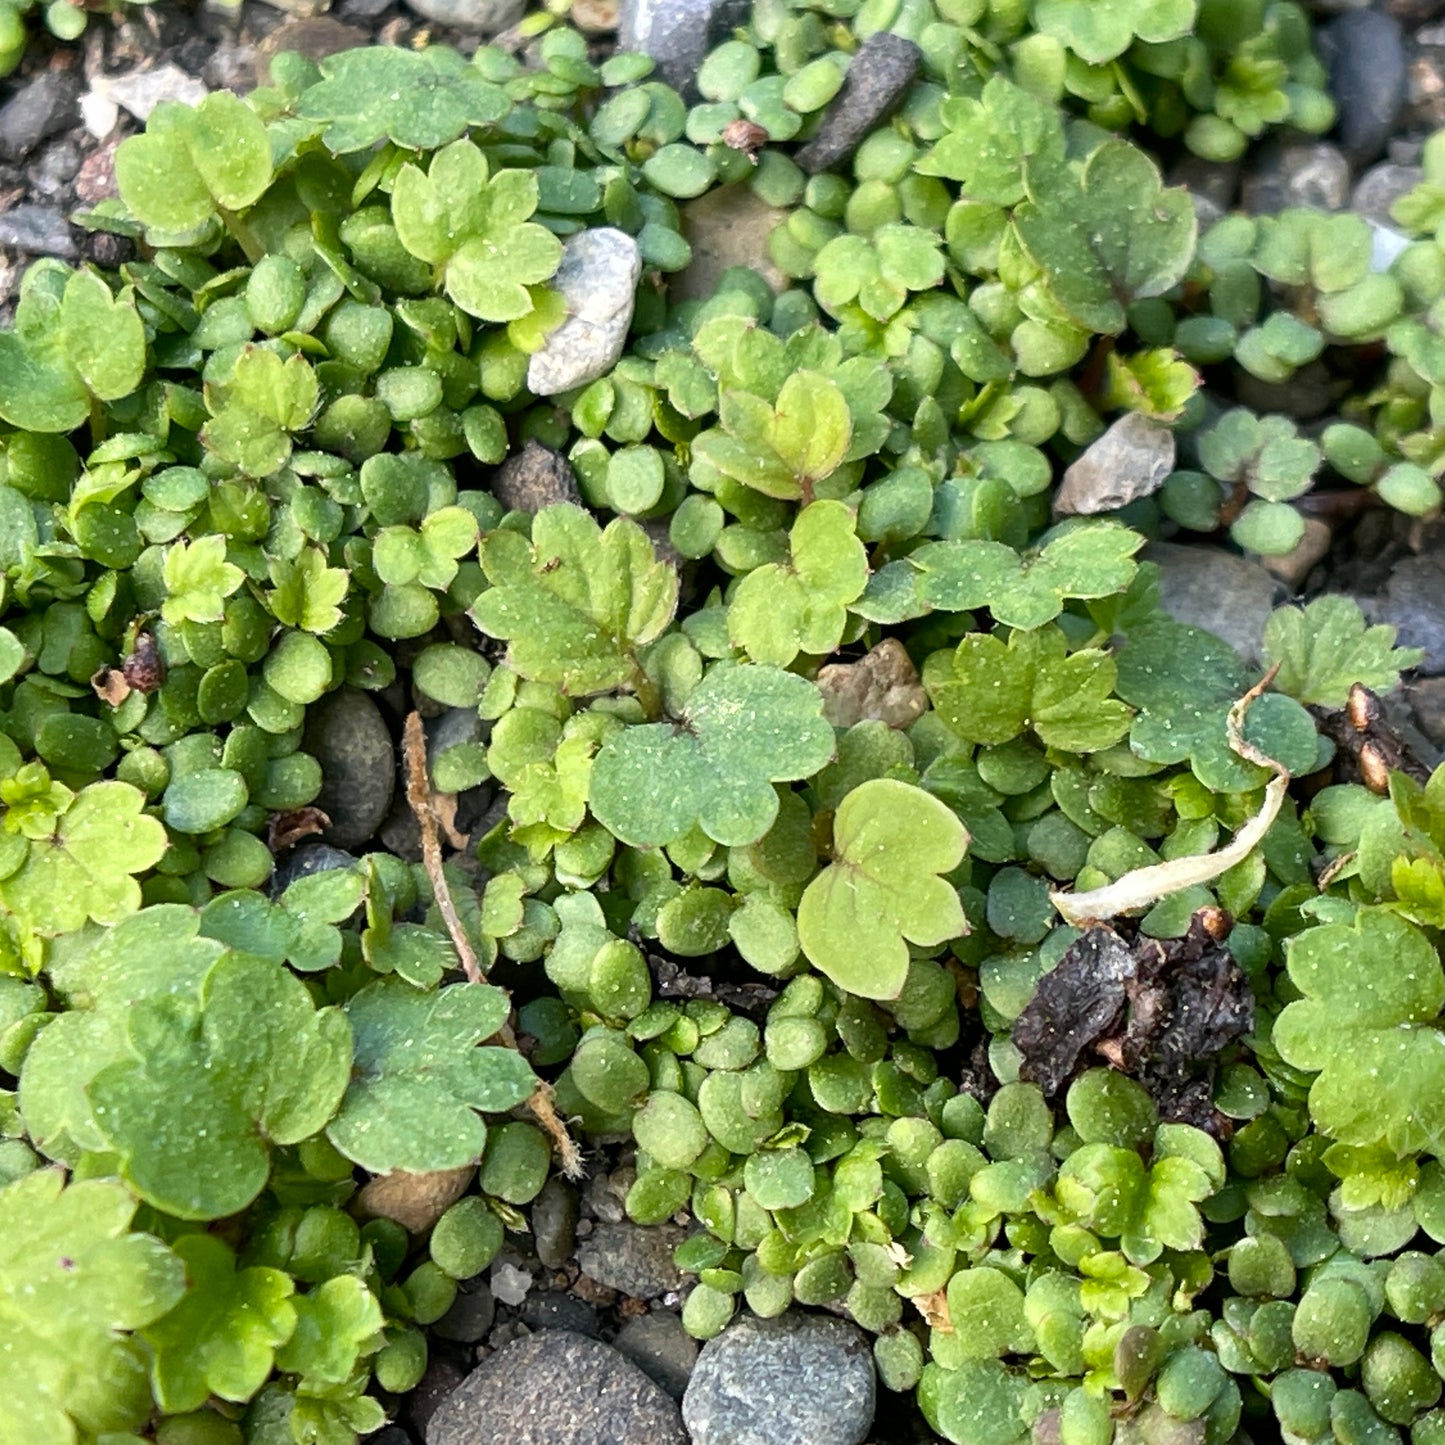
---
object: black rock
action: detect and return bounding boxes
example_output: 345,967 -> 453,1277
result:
304,689 -> 396,848
270,843 -> 359,896
433,1279 -> 497,1344
612,1311 -> 699,1400
425,1331 -> 688,1445
519,1290 -> 600,1337
0,72 -> 80,164
0,204 -> 77,260
491,440 -> 581,515
618,0 -> 751,98
83,230 -> 136,269
795,33 -> 920,175
530,1176 -> 579,1270
1320,8 -> 1407,165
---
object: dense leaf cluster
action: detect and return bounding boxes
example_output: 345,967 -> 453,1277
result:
0,4 -> 1443,1445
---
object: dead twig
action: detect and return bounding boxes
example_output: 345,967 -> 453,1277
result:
402,712 -> 584,1179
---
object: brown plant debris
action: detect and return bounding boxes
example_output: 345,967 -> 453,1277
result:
1012,909 -> 1253,1135
402,711 -> 583,1179
268,806 -> 331,854
814,638 -> 929,730
1316,682 -> 1428,795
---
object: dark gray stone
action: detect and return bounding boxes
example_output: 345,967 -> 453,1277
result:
400,0 -> 524,31
576,1222 -> 687,1299
519,1290 -> 600,1336
682,1311 -> 876,1445
305,689 -> 396,848
0,72 -> 80,163
1242,140 -> 1351,214
434,1279 -> 496,1344
372,1430 -> 416,1445
1378,555 -> 1445,674
613,1310 -> 699,1400
410,1356 -> 467,1439
492,441 -> 581,515
270,843 -> 358,895
29,138 -> 82,199
1144,542 -> 1282,666
619,0 -> 750,96
1320,8 -> 1407,165
795,33 -> 920,175
426,1331 -> 687,1445
0,204 -> 77,260
531,1176 -> 580,1270
1410,674 -> 1445,747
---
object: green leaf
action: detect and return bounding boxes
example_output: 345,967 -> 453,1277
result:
924,625 -> 1133,753
919,1358 -> 1029,1445
162,535 -> 246,626
1015,142 -> 1196,335
589,661 -> 835,847
471,503 -> 677,698
797,778 -> 967,1001
327,979 -> 537,1174
944,1268 -> 1037,1359
0,782 -> 167,937
268,546 -> 350,634
1275,909 -> 1445,1157
0,1170 -> 186,1445
912,525 -> 1143,630
728,501 -> 869,666
273,1274 -> 383,1386
296,45 -> 511,153
88,954 -> 352,1219
1263,596 -> 1423,708
1035,0 -> 1196,64
144,1233 -> 296,1412
920,76 -> 1067,206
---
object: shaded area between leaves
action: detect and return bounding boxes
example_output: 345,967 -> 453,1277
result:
1012,909 -> 1252,1135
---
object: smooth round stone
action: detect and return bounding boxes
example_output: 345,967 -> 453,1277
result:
305,688 -> 395,848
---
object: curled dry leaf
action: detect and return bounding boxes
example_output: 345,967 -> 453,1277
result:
267,806 -> 331,854
815,638 -> 929,730
1013,909 -> 1252,1133
91,666 -> 132,708
914,1285 -> 952,1333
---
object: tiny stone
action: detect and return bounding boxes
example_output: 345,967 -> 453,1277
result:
269,843 -> 358,894
583,1166 -> 631,1224
571,0 -> 618,29
1409,675 -> 1445,747
1242,140 -> 1351,214
1261,517 -> 1333,591
255,16 -> 371,82
682,1312 -> 876,1445
490,1260 -> 535,1307
671,186 -> 788,302
29,138 -> 82,199
576,1222 -> 687,1299
1055,411 -> 1176,516
795,33 -> 920,175
73,137 -> 121,205
434,1279 -> 497,1344
571,1274 -> 618,1308
815,638 -> 928,730
0,204 -> 77,260
354,1166 -> 474,1235
91,64 -> 208,124
425,1331 -> 687,1445
527,228 -> 642,397
1370,221 -> 1412,273
82,230 -> 135,269
0,72 -> 80,164
401,0 -> 526,32
338,0 -> 394,18
1320,8 -> 1407,165
531,1177 -> 580,1270
1145,542 -> 1282,665
1166,154 -> 1240,212
613,1310 -> 699,1400
257,0 -> 334,14
618,0 -> 751,96
305,688 -> 396,848
492,440 -> 581,514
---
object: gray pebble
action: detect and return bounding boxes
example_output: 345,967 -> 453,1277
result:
682,1311 -> 876,1445
0,72 -> 80,164
434,1279 -> 496,1344
1352,161 -> 1424,227
29,139 -> 82,199
576,1222 -> 687,1299
1055,412 -> 1175,517
1377,554 -> 1445,674
0,204 -> 77,260
527,229 -> 642,397
519,1290 -> 600,1336
1320,8 -> 1407,165
1145,542 -> 1283,666
671,186 -> 789,302
305,688 -> 396,848
426,1331 -> 687,1445
613,1310 -> 699,1400
795,33 -> 920,175
1242,140 -> 1351,214
492,440 -> 581,515
618,0 -> 750,96
1409,675 -> 1445,747
531,1176 -> 580,1270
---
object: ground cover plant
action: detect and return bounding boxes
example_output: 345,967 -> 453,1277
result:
5,1 -> 1445,1443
